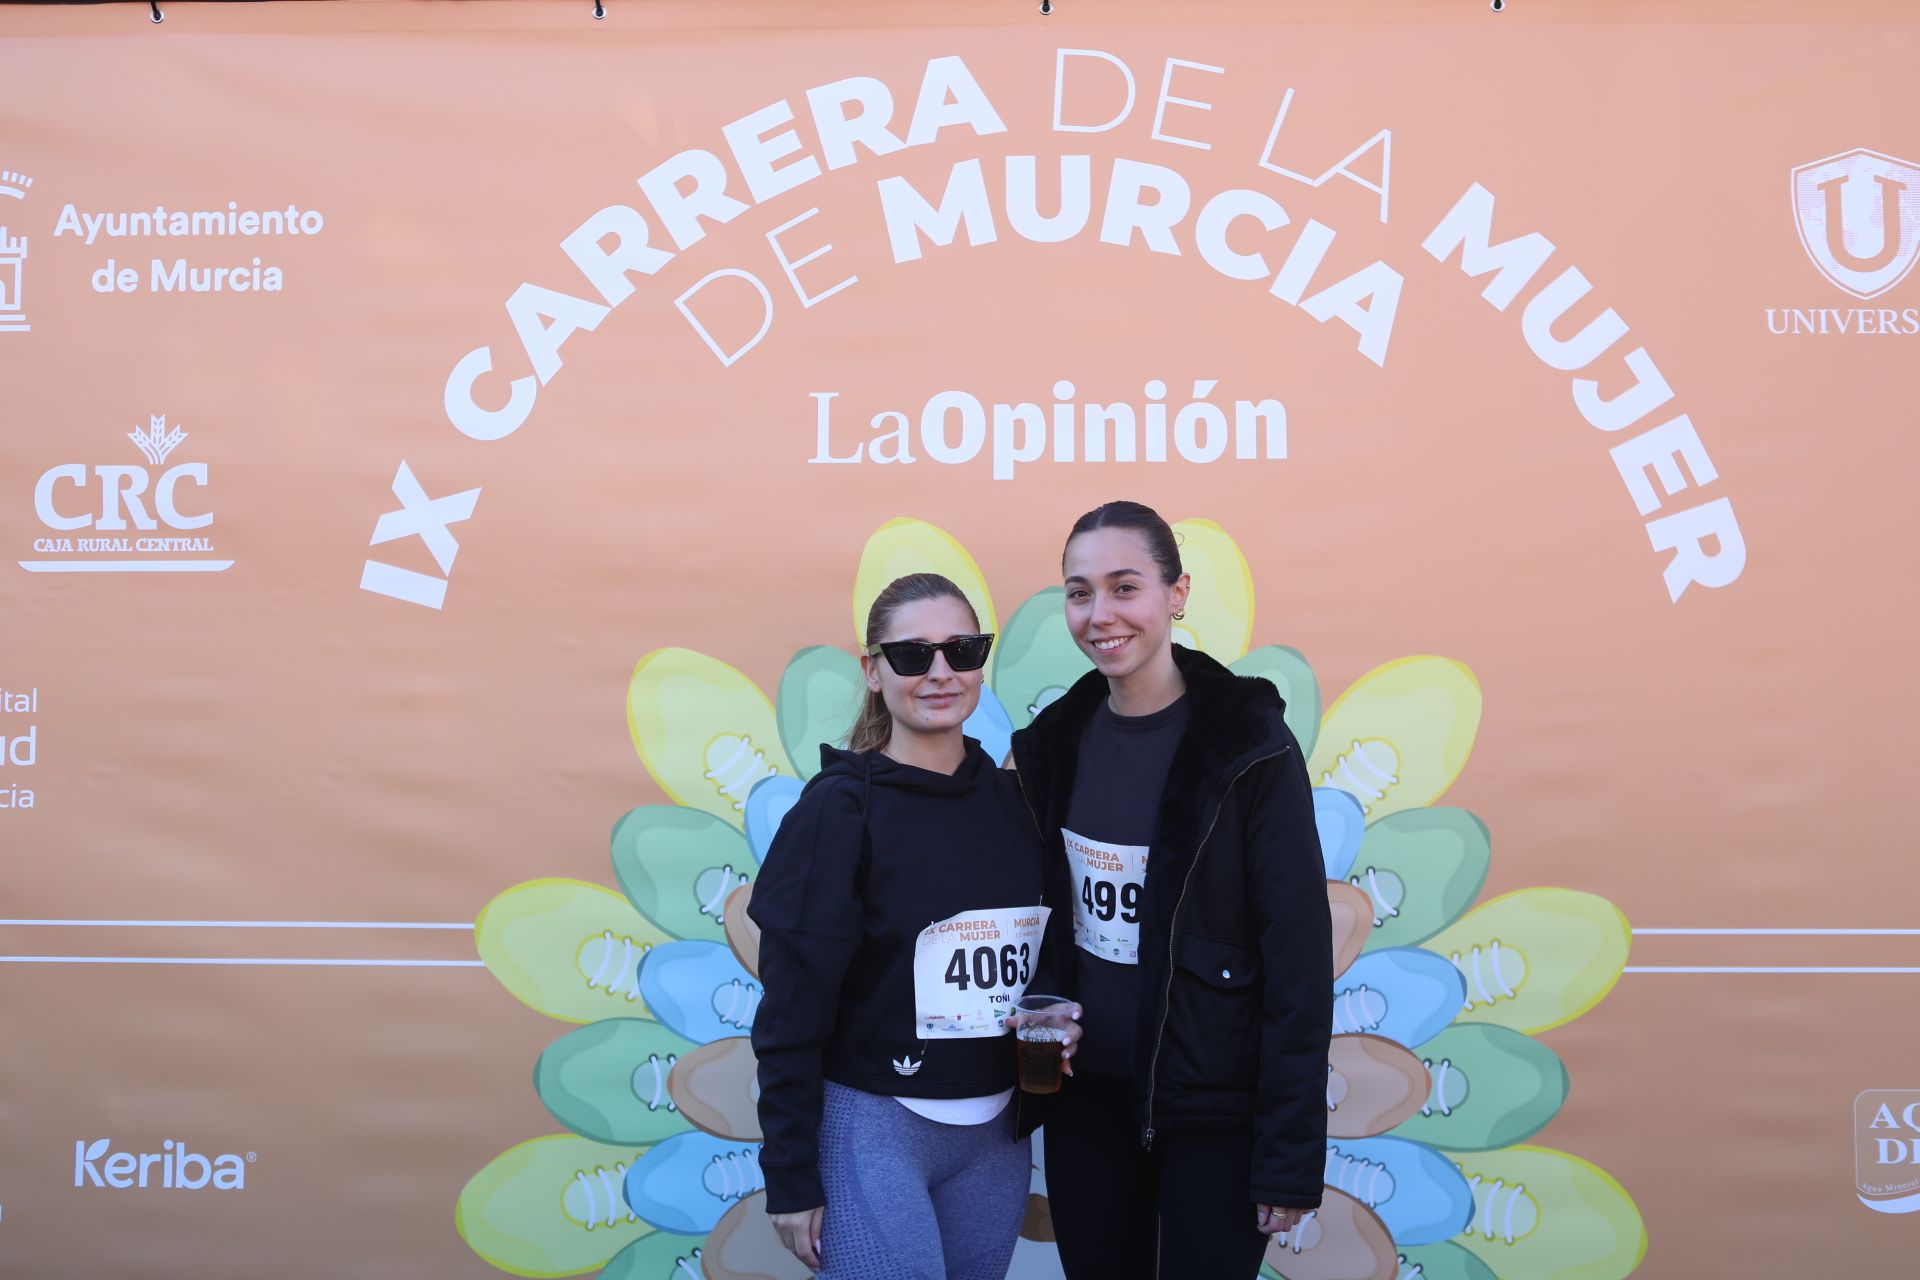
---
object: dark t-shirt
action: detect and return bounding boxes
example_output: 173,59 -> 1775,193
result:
1062,694 -> 1189,1076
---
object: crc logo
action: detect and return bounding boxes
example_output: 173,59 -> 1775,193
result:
1854,1090 -> 1920,1214
21,415 -> 233,574
73,1138 -> 254,1191
36,415 -> 209,531
1792,148 -> 1920,300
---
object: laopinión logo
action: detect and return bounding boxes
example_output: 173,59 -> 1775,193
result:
1767,148 -> 1920,336
19,415 -> 234,574
0,167 -> 32,333
1854,1090 -> 1920,1214
73,1138 -> 256,1191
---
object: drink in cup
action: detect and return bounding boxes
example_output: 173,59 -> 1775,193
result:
1014,993 -> 1072,1094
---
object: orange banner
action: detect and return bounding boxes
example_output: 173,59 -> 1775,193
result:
2,2 -> 1916,1276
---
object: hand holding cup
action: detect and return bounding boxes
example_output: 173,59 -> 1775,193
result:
1005,994 -> 1082,1093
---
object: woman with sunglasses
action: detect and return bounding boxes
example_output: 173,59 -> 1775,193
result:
750,572 -> 1076,1278
1009,501 -> 1332,1280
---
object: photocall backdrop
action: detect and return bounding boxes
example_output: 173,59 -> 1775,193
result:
1,1 -> 1916,1276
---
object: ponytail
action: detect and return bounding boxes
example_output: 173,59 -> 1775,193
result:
845,688 -> 892,754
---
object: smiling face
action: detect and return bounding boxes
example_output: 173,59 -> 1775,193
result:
860,594 -> 984,746
1062,526 -> 1191,688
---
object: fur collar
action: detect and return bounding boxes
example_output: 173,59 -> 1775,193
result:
1013,644 -> 1291,873
1019,645 -> 1286,791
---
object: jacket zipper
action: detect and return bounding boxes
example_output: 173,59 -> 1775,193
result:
1014,765 -> 1046,839
1142,747 -> 1286,1150
1011,763 -> 1048,1150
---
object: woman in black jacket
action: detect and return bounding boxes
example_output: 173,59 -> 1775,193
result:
749,572 -> 1076,1278
1010,501 -> 1333,1280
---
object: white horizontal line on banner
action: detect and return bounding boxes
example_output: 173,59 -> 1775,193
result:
0,919 -> 472,929
0,956 -> 485,967
1632,928 -> 1920,936
1624,966 -> 1920,974
9,922 -> 1911,937
1,959 -> 1908,973
16,560 -> 235,573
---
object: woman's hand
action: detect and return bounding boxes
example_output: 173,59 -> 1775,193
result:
1004,1004 -> 1084,1077
771,1206 -> 824,1271
1256,1203 -> 1310,1237
1058,1009 -> 1083,1076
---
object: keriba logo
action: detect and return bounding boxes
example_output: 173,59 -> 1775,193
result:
73,1138 -> 254,1191
1791,148 -> 1920,300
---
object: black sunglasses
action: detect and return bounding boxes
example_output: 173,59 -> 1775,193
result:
865,633 -> 995,677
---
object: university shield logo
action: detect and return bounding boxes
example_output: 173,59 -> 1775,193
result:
1791,148 -> 1920,300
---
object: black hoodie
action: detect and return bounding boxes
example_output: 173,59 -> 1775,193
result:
748,739 -> 1051,1213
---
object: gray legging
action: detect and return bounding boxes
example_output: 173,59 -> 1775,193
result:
815,1081 -> 1031,1280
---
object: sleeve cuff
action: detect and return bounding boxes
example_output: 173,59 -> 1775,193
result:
1250,1187 -> 1324,1210
760,1161 -> 825,1216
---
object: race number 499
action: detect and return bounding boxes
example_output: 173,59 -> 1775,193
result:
1064,828 -> 1148,964
1079,876 -> 1140,924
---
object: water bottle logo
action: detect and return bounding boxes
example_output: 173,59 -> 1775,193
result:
1854,1090 -> 1920,1214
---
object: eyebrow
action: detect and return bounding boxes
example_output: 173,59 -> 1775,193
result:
887,632 -> 976,643
1062,569 -> 1146,585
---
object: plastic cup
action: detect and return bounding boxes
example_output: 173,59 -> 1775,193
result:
1013,993 -> 1073,1094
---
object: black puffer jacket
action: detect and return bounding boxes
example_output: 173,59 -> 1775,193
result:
1010,645 -> 1332,1208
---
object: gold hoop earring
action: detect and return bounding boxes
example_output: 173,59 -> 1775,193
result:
1172,611 -> 1186,621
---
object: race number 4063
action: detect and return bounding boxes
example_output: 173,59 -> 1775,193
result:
912,905 -> 1051,1038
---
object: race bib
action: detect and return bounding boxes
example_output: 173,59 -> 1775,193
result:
1064,828 -> 1148,964
912,905 -> 1052,1039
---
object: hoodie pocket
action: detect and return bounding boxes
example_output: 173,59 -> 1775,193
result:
1160,932 -> 1262,1105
